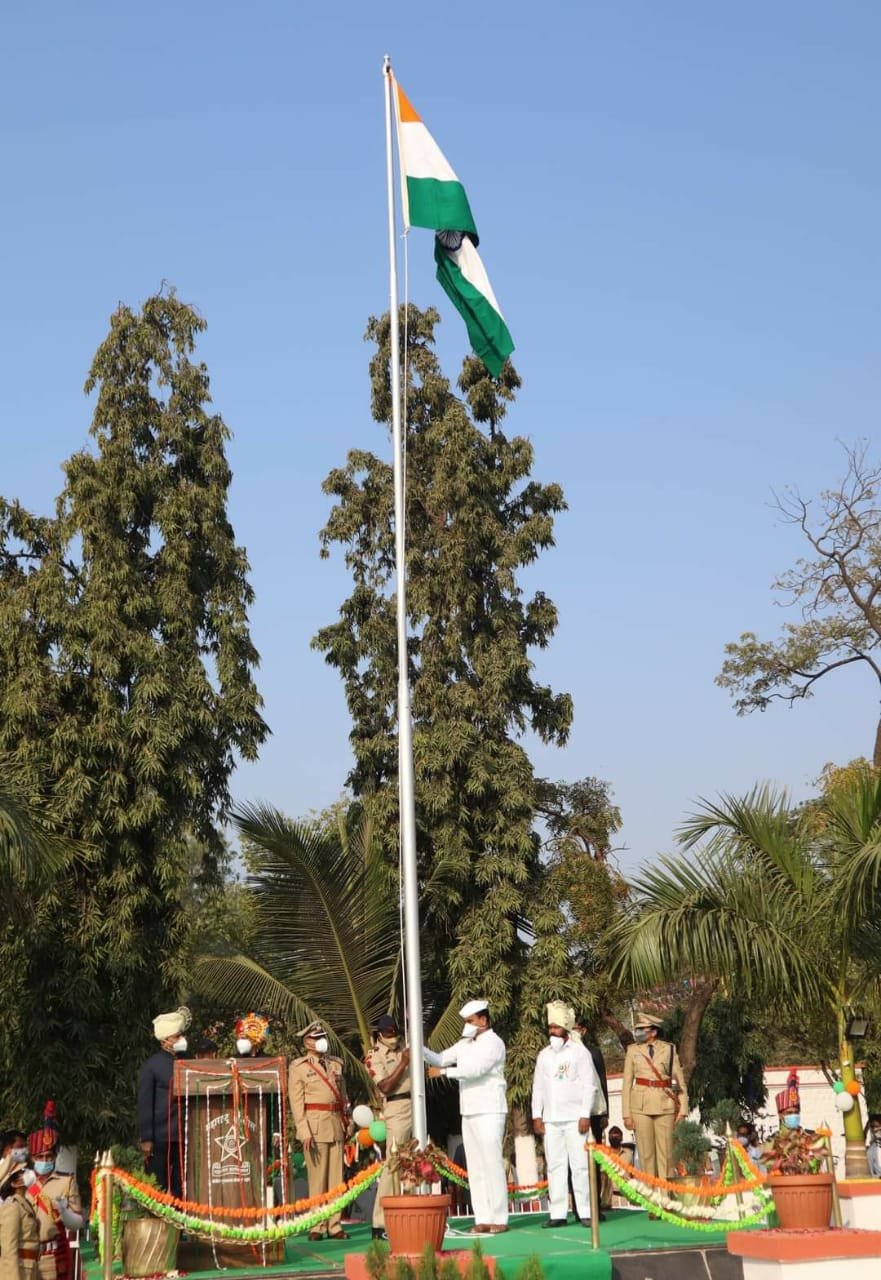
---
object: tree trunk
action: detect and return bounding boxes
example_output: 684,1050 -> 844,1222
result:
677,978 -> 719,1088
839,1033 -> 871,1177
873,715 -> 881,770
509,1104 -> 539,1187
601,1010 -> 634,1050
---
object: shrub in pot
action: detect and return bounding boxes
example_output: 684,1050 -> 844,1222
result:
670,1120 -> 714,1210
762,1127 -> 832,1230
111,1145 -> 180,1277
381,1140 -> 451,1257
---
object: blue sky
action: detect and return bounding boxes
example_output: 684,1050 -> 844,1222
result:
2,3 -> 878,872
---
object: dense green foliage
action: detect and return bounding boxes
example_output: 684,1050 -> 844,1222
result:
0,291 -> 266,1145
313,308 -> 578,1099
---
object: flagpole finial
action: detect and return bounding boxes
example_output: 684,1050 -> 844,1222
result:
383,54 -> 391,75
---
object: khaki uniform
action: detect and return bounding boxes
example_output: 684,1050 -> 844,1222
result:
0,1194 -> 40,1280
289,1053 -> 348,1237
30,1174 -> 81,1280
364,1038 -> 412,1229
621,1039 -> 688,1179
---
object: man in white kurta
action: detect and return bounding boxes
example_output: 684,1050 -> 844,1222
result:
531,1001 -> 601,1226
424,999 -> 508,1234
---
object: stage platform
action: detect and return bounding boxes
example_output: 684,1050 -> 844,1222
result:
82,1210 -> 747,1280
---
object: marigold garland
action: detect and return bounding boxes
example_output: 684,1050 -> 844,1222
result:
430,1154 -> 548,1196
591,1149 -> 772,1233
91,1163 -> 383,1250
591,1143 -> 766,1199
109,1163 -> 380,1218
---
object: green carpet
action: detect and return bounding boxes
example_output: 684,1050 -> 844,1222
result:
82,1209 -> 738,1280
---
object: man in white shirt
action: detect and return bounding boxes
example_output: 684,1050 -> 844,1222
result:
424,999 -> 508,1234
531,1001 -> 601,1228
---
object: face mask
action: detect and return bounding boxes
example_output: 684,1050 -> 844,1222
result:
172,1037 -> 188,1054
9,1148 -> 28,1163
783,1114 -> 801,1130
313,1037 -> 329,1054
871,1130 -> 881,1145
634,1029 -> 648,1043
736,1136 -> 748,1147
21,1170 -> 36,1188
461,1023 -> 479,1040
549,1035 -> 566,1051
236,1038 -> 253,1055
34,1160 -> 54,1176
379,1034 -> 398,1047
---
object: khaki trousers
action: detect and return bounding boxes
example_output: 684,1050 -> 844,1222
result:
305,1140 -> 344,1236
632,1111 -> 675,1180
372,1110 -> 413,1228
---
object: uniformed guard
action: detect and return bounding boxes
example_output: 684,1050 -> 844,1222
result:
364,1014 -> 411,1240
0,1155 -> 41,1280
621,1011 -> 688,1180
289,1021 -> 350,1242
26,1103 -> 83,1280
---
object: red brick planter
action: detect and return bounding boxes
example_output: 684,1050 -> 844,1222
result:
381,1193 -> 451,1257
768,1172 -> 833,1229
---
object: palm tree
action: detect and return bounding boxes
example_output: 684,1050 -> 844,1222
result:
0,758 -> 78,914
193,802 -> 461,1094
604,773 -> 881,1177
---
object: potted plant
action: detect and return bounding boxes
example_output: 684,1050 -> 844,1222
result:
111,1145 -> 180,1277
380,1140 -> 451,1257
762,1127 -> 832,1229
670,1120 -> 713,1209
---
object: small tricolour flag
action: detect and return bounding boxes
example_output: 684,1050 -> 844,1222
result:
393,79 -> 514,378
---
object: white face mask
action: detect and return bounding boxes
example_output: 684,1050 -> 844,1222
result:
461,1023 -> 479,1040
549,1035 -> 566,1051
172,1036 -> 188,1054
21,1170 -> 36,1188
235,1037 -> 253,1055
313,1036 -> 329,1054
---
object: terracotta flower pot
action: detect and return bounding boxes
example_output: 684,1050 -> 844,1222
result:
768,1173 -> 833,1230
121,1218 -> 180,1276
381,1193 -> 451,1257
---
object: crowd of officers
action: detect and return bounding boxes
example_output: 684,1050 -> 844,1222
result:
0,1106 -> 83,1280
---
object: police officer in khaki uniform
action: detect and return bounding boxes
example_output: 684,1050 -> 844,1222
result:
364,1014 -> 411,1240
621,1012 -> 687,1180
0,1156 -> 40,1280
289,1021 -> 349,1242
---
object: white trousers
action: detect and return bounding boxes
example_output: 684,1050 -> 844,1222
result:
462,1113 -> 508,1226
544,1120 -> 590,1221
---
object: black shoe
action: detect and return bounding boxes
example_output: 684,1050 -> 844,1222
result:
579,1214 -> 606,1226
371,1229 -> 387,1241
542,1218 -> 567,1228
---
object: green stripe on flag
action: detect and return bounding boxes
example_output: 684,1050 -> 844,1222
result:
434,240 -> 514,379
406,177 -> 478,239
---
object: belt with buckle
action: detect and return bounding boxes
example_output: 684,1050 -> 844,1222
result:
634,1077 -> 673,1088
19,1250 -> 40,1261
385,1092 -> 411,1103
305,1103 -> 343,1112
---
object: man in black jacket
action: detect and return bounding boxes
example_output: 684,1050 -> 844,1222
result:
138,1007 -> 191,1195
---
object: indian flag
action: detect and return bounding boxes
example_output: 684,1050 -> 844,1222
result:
394,79 -> 514,378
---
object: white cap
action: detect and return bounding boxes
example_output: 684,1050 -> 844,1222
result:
459,999 -> 489,1018
152,1006 -> 192,1041
546,1001 -> 575,1030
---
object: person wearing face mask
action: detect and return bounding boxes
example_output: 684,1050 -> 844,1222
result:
137,1006 -> 191,1196
25,1103 -> 82,1280
234,1012 -> 271,1059
289,1021 -> 350,1242
621,1012 -> 688,1182
0,1153 -> 40,1280
773,1069 -> 812,1136
866,1113 -> 881,1177
1,1135 -> 29,1166
364,1014 -> 411,1240
424,999 -> 508,1235
531,1002 -> 602,1228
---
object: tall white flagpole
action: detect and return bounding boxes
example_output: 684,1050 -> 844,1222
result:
383,54 -> 427,1147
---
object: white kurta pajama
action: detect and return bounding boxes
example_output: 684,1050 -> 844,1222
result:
424,1030 -> 508,1226
532,1038 -> 601,1221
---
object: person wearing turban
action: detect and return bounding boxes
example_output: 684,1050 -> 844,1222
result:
775,1069 -> 802,1130
531,1002 -> 603,1228
137,1007 -> 191,1196
26,1104 -> 82,1280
